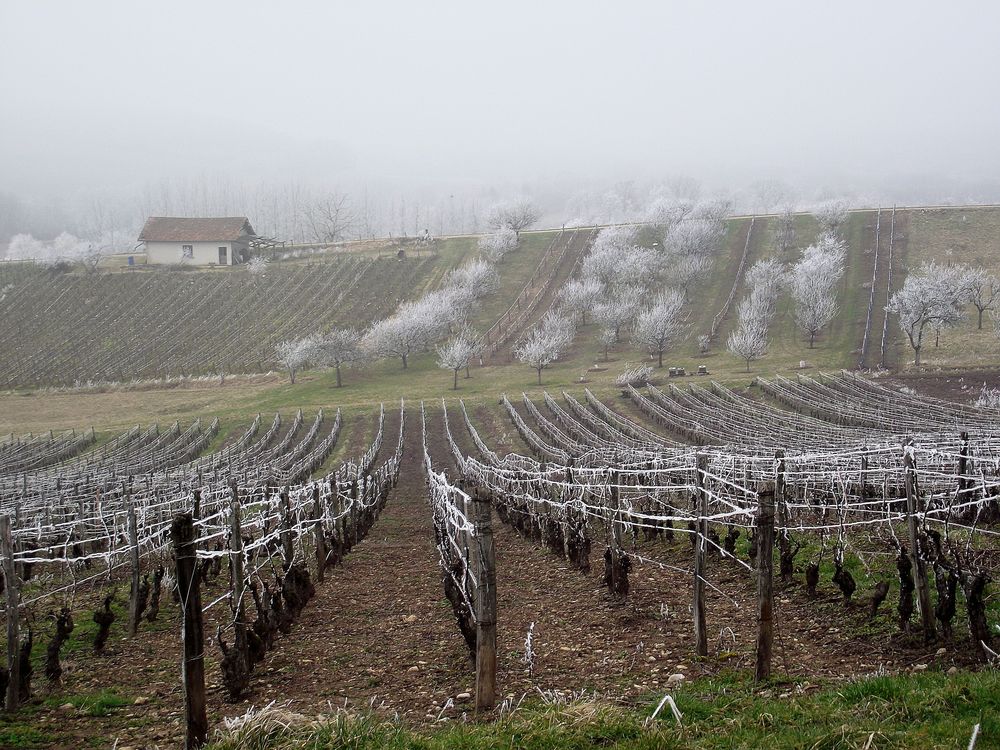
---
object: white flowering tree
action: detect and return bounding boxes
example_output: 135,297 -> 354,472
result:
632,290 -> 686,367
558,278 -> 602,325
813,199 -> 850,236
788,238 -> 846,347
888,263 -> 967,365
487,199 -> 540,238
363,316 -> 425,369
316,328 -> 363,387
275,335 -> 320,384
514,312 -> 574,385
727,322 -> 769,372
478,227 -> 518,263
436,328 -> 478,389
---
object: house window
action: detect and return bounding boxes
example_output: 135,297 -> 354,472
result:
181,245 -> 194,259
218,246 -> 228,264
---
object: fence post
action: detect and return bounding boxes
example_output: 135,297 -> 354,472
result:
172,513 -> 208,748
472,489 -> 497,711
1,516 -> 19,711
127,501 -> 141,636
755,482 -> 776,681
957,431 -> 970,505
693,454 -> 708,657
903,441 -> 935,643
312,485 -> 326,582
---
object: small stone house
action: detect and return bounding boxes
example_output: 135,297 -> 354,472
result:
138,217 -> 256,266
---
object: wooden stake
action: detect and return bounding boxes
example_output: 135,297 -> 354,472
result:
229,492 -> 248,674
127,501 -> 141,636
312,485 -> 326,582
472,490 -> 497,711
693,454 -> 708,657
755,482 -> 776,682
903,441 -> 935,643
1,516 -> 19,711
609,471 -> 625,597
171,513 -> 208,748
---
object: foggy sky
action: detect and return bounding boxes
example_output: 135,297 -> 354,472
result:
3,1 -> 1000,206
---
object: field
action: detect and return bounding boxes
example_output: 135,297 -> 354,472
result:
1,208 -> 999,749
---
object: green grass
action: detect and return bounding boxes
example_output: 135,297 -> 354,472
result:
205,671 -> 999,750
44,689 -> 131,717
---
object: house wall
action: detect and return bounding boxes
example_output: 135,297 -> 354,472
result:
145,241 -> 234,266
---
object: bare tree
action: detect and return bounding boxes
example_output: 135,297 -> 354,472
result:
632,290 -> 687,367
301,191 -> 353,243
275,336 -> 319,384
316,328 -> 363,387
962,266 -> 998,329
436,328 -> 477,389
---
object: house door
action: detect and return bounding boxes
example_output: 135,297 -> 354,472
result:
218,246 -> 228,265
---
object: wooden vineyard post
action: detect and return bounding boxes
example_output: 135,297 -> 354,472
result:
312,485 -> 327,582
171,513 -> 208,748
755,482 -> 776,682
1,516 -> 19,711
693,454 -> 708,657
127,501 -> 141,636
472,489 -> 497,711
609,471 -> 626,599
903,441 -> 935,643
957,432 -> 970,505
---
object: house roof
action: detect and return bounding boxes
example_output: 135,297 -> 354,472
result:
138,217 -> 256,242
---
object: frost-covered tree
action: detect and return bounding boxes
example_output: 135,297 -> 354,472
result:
632,290 -> 686,367
514,312 -> 574,385
558,278 -> 602,325
246,256 -> 269,274
660,207 -> 728,298
487,199 -> 539,237
773,206 -> 797,253
364,316 -> 425,369
593,287 -> 642,343
888,263 -> 966,365
728,322 -> 768,372
316,328 -> 363,387
5,234 -> 45,261
478,227 -> 518,263
744,258 -> 785,304
813,199 -> 850,236
436,328 -> 478,389
961,266 -> 998,329
787,238 -> 846,347
646,197 -> 693,233
447,259 -> 499,299
275,336 -> 319,384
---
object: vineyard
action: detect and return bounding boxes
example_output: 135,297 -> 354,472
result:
0,370 -> 997,747
0,255 -> 437,387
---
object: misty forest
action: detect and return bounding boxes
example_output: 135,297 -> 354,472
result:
1,2 -> 1000,749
